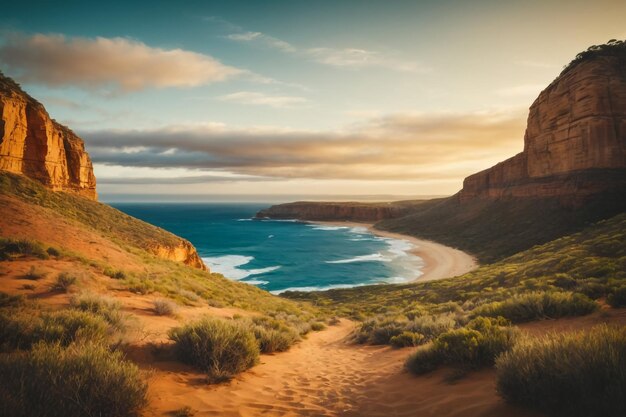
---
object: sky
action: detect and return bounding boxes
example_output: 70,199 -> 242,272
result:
1,0 -> 625,201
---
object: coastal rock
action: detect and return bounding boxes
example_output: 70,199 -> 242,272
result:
460,55 -> 626,204
150,240 -> 207,270
0,73 -> 97,199
256,201 -> 415,222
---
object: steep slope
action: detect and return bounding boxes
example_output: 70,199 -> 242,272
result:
0,73 -> 96,199
0,172 -> 206,270
460,47 -> 626,203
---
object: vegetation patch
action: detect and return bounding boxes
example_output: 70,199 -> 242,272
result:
496,325 -> 626,417
0,237 -> 49,260
0,342 -> 147,417
169,317 -> 260,382
406,317 -> 519,374
473,291 -> 597,323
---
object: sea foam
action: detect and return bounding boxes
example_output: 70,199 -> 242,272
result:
202,255 -> 281,280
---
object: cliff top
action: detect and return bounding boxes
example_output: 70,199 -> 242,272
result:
559,39 -> 626,77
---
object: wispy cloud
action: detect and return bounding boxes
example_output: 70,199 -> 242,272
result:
225,28 -> 427,73
217,91 -> 308,108
226,31 -> 296,52
0,32 -> 242,92
83,109 -> 526,182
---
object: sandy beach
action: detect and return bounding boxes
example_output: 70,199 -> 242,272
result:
315,221 -> 478,282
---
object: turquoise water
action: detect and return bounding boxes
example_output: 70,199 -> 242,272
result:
111,203 -> 424,293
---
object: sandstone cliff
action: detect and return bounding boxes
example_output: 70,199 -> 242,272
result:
0,73 -> 97,199
460,50 -> 626,204
258,43 -> 626,261
256,201 -> 422,222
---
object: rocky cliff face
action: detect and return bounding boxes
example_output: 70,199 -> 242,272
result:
460,54 -> 626,204
0,73 -> 97,199
256,201 -> 421,222
150,240 -> 207,270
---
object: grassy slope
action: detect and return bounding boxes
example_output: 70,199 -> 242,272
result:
0,171 -> 319,319
284,212 -> 626,318
377,184 -> 626,263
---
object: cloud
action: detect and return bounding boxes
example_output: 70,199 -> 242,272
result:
0,33 -> 242,92
225,29 -> 425,72
82,109 -> 526,182
226,31 -> 296,52
217,91 -> 308,108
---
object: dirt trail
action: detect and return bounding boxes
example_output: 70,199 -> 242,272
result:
143,319 -> 532,417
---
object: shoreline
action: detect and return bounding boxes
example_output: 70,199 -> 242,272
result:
314,220 -> 478,282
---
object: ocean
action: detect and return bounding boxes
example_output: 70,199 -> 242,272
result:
111,203 -> 424,293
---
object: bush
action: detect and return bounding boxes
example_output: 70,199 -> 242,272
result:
405,344 -> 442,374
153,298 -> 178,316
607,285 -> 626,307
405,313 -> 456,341
169,317 -> 259,382
406,317 -> 518,375
310,321 -> 326,331
52,272 -> 77,292
24,265 -> 48,280
244,316 -> 300,353
496,325 -> 626,417
70,293 -> 125,331
0,309 -> 109,351
0,342 -> 147,417
103,267 -> 127,279
473,291 -> 597,322
46,246 -> 61,257
0,238 -> 48,260
390,331 -> 424,348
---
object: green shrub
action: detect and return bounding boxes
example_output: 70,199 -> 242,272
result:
0,309 -> 109,351
405,313 -> 456,340
52,272 -> 77,292
244,316 -> 300,353
153,298 -> 178,316
310,321 -> 326,331
496,325 -> 626,417
252,325 -> 299,353
607,285 -> 626,307
473,291 -> 597,322
0,238 -> 49,260
46,246 -> 61,257
24,265 -> 48,280
169,317 -> 259,382
390,331 -> 424,348
70,293 -> 125,331
406,317 -> 518,375
405,344 -> 442,374
0,342 -> 147,417
0,292 -> 23,308
103,267 -> 127,279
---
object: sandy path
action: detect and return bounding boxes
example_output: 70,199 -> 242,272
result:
143,319 -> 532,417
316,221 -> 478,282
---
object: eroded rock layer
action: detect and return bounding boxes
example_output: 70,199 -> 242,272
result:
460,55 -> 626,204
0,73 -> 97,199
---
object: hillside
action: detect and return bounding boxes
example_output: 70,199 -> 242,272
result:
258,42 -> 626,262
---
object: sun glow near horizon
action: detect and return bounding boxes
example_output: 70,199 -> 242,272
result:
1,0 -> 625,199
